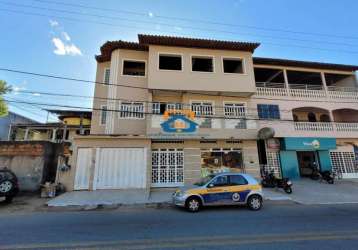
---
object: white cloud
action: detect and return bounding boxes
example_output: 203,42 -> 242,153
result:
52,37 -> 82,56
148,12 -> 154,18
32,93 -> 41,96
13,86 -> 26,92
49,19 -> 59,27
62,32 -> 71,41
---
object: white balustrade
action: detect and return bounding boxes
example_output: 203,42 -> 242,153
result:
294,122 -> 334,131
328,91 -> 358,101
335,123 -> 358,132
255,87 -> 288,97
289,89 -> 326,98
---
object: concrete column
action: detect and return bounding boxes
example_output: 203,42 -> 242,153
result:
283,69 -> 290,96
24,128 -> 29,140
321,72 -> 329,96
52,129 -> 57,142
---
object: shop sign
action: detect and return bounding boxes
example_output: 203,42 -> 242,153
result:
282,137 -> 336,151
267,138 -> 280,150
160,110 -> 198,133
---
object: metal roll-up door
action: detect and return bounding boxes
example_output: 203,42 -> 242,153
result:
74,148 -> 92,190
94,148 -> 147,189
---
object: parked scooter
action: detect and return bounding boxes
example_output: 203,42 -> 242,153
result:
319,171 -> 334,184
310,165 -> 320,180
261,171 -> 293,194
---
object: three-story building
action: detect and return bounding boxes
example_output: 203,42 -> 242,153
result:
68,34 -> 358,192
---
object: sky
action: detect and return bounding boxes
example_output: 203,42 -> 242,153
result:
0,0 -> 357,122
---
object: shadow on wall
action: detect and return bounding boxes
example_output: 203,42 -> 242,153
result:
0,141 -> 68,192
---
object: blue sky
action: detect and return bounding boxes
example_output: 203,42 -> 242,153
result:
0,0 -> 357,122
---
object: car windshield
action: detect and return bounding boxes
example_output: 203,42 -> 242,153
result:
194,175 -> 215,186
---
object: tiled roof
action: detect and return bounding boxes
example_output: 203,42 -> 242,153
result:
138,34 -> 260,52
253,57 -> 358,72
95,40 -> 148,62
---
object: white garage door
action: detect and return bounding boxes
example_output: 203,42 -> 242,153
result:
94,148 -> 147,189
74,148 -> 92,190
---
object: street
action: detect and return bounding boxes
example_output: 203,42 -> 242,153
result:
1,202 -> 358,249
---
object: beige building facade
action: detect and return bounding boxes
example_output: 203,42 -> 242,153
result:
67,34 -> 358,192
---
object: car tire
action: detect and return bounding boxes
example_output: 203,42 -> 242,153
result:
185,197 -> 201,212
247,195 -> 263,211
0,180 -> 13,195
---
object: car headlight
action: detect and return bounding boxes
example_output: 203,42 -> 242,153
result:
174,190 -> 185,197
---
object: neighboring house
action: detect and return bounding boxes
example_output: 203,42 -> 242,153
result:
9,110 -> 91,142
0,111 -> 37,140
68,34 -> 358,192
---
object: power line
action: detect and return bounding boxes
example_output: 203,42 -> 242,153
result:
4,98 -> 300,122
30,0 -> 358,41
1,1 -> 357,48
1,7 -> 358,55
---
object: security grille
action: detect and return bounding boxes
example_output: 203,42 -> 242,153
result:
191,102 -> 214,116
119,102 -> 144,119
263,151 -> 282,178
152,149 -> 184,187
330,151 -> 358,178
224,103 -> 246,118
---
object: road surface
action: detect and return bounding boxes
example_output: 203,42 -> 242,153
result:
1,202 -> 358,249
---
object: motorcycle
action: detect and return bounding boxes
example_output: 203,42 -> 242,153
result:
261,171 -> 293,194
319,171 -> 334,184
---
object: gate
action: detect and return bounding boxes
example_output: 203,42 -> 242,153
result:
152,149 -> 184,187
330,151 -> 358,178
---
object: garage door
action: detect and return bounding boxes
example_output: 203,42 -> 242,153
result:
94,148 -> 147,189
74,148 -> 92,190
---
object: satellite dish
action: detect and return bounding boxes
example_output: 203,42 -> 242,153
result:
258,127 -> 275,140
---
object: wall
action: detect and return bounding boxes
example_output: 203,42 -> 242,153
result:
0,112 -> 36,140
0,141 -> 62,191
148,45 -> 256,95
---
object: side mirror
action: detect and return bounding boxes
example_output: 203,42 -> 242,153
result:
208,183 -> 214,188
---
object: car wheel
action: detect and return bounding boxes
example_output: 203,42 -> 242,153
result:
284,187 -> 292,194
247,195 -> 263,211
185,197 -> 201,212
0,180 -> 13,194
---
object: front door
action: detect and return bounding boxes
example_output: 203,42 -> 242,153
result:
297,151 -> 319,177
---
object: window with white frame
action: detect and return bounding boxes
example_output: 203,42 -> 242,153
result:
119,102 -> 145,119
100,105 -> 107,125
152,102 -> 183,115
104,68 -> 110,84
191,101 -> 214,116
224,103 -> 246,118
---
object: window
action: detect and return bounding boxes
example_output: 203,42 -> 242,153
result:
104,68 -> 110,84
224,103 -> 246,118
122,60 -> 146,76
230,175 -> 248,185
100,105 -> 107,125
191,101 -> 214,116
210,175 -> 229,187
119,102 -> 145,119
191,56 -> 213,72
223,58 -> 244,74
159,54 -> 182,71
152,102 -> 183,115
257,104 -> 280,119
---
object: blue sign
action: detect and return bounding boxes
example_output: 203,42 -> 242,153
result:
281,137 -> 336,151
161,114 -> 198,133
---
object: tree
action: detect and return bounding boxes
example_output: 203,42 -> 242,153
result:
0,80 -> 12,117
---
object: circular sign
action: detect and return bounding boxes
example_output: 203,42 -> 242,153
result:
232,192 -> 241,202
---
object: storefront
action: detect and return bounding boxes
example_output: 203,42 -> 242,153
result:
279,137 -> 336,179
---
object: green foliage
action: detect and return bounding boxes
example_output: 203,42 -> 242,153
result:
0,80 -> 12,117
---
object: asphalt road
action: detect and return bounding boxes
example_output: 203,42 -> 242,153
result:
1,202 -> 358,250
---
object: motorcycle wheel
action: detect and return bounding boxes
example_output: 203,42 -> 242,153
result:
284,187 -> 292,194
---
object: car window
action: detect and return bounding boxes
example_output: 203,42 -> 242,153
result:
230,175 -> 248,186
210,175 -> 229,187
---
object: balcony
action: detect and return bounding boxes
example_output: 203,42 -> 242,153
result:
254,67 -> 358,101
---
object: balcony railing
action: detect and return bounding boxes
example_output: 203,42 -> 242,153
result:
294,122 -> 358,132
255,82 -> 358,100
